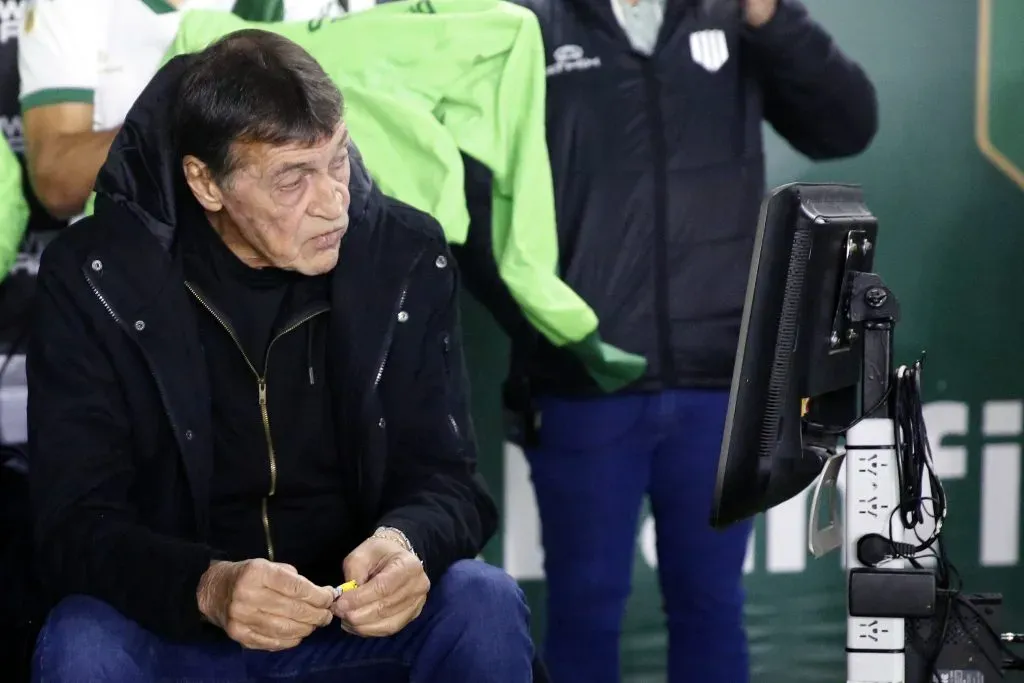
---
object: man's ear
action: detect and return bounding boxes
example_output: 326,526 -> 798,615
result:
182,155 -> 224,212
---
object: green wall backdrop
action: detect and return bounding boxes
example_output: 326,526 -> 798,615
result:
462,1 -> 1024,680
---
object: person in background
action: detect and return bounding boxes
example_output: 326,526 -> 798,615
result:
0,131 -> 27,280
508,0 -> 877,681
27,30 -> 531,683
18,0 -> 346,222
0,0 -> 65,236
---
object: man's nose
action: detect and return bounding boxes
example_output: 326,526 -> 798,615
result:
308,174 -> 348,221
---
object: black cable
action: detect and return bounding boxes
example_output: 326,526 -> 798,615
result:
892,358 -> 946,531
881,357 -> 946,559
863,494 -> 945,566
915,531 -> 951,682
909,537 -> 959,683
805,384 -> 894,437
862,356 -> 953,682
929,605 -> 952,682
887,360 -> 958,683
807,346 -> 1018,680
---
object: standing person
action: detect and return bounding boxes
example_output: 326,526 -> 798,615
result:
510,0 -> 877,681
18,0 -> 347,222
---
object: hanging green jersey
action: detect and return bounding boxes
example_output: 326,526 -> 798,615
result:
166,0 -> 646,391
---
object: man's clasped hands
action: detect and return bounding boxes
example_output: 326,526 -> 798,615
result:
196,534 -> 430,651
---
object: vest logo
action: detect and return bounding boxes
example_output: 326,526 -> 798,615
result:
546,44 -> 601,77
689,29 -> 729,73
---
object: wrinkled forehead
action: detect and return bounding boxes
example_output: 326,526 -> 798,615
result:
231,122 -> 350,180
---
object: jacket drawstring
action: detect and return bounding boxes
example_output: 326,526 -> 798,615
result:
307,321 -> 315,386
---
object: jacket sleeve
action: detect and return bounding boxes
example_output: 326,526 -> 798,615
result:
28,243 -> 217,641
743,0 -> 878,160
0,136 -> 27,281
376,241 -> 499,581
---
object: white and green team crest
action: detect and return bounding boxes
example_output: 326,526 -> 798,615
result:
976,0 -> 1024,191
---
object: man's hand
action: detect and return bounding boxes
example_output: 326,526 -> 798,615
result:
333,535 -> 430,637
744,0 -> 778,28
197,559 -> 335,651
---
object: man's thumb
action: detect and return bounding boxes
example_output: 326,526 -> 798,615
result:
343,549 -> 372,584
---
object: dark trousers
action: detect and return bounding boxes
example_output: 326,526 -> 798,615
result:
32,560 -> 534,683
526,389 -> 753,683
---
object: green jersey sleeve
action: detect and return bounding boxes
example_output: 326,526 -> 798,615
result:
0,136 -> 28,281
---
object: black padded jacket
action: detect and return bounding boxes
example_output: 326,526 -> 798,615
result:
509,0 -> 878,396
27,55 -> 496,641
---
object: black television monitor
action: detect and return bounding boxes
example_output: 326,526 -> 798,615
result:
710,183 -> 885,528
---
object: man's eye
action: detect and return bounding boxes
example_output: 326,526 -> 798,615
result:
279,178 -> 303,192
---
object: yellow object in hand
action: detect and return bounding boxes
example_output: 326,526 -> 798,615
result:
332,580 -> 358,601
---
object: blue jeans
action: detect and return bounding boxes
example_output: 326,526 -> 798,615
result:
32,559 -> 533,683
527,389 -> 753,683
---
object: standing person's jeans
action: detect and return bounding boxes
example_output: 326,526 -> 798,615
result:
32,559 -> 533,683
527,389 -> 753,683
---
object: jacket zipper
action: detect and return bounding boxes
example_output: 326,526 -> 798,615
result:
372,252 -> 424,391
366,254 -> 462,439
441,333 -> 460,439
185,281 -> 327,562
85,271 -> 188,471
370,284 -> 462,441
373,285 -> 409,390
643,62 -> 675,382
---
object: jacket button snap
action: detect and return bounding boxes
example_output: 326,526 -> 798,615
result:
184,430 -> 194,441
435,254 -> 447,269
397,311 -> 409,323
378,417 -> 386,429
134,320 -> 146,332
90,259 -> 103,272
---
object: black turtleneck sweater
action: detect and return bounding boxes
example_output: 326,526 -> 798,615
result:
178,207 -> 353,587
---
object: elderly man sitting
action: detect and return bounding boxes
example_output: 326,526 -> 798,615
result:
27,29 -> 532,683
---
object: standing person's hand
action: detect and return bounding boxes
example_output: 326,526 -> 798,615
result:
197,559 -> 336,651
332,533 -> 430,637
744,0 -> 778,27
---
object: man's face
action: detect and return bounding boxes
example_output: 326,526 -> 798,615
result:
191,123 -> 352,276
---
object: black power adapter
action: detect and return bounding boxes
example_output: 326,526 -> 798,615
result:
849,568 -> 937,618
